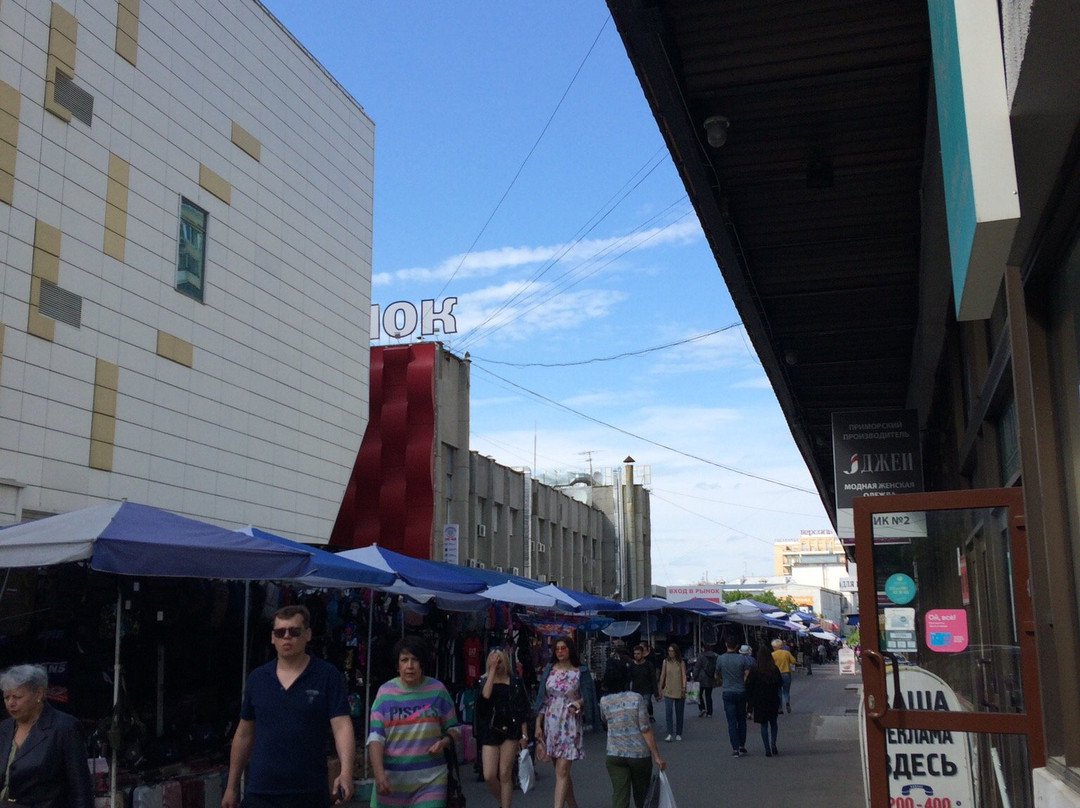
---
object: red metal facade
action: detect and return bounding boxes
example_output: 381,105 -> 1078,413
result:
330,343 -> 436,556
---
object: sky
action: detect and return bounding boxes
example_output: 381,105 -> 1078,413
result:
259,1 -> 835,586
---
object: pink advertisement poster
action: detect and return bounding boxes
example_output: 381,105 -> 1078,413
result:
925,608 -> 968,652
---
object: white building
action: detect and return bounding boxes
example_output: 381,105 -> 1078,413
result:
0,0 -> 373,541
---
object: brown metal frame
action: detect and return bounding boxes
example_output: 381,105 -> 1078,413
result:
854,487 -> 1045,808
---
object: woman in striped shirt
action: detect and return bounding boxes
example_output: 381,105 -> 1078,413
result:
369,637 -> 460,808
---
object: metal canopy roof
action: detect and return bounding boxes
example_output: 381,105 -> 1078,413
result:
607,0 -> 932,517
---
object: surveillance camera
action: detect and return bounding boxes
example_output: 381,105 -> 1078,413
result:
703,116 -> 729,148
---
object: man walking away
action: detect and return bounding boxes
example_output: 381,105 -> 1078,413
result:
717,637 -> 752,757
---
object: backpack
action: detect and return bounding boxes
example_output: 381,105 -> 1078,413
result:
703,652 -> 717,679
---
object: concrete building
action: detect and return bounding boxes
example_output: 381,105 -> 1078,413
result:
0,0 -> 373,541
608,1 -> 1080,804
333,342 -> 650,596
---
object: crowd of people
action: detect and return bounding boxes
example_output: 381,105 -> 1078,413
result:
1,608 -> 835,808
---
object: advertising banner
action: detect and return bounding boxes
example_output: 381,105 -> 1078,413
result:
832,409 -> 925,544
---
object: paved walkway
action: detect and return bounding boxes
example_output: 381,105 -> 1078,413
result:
352,665 -> 867,808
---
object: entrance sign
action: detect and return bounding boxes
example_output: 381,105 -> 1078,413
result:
832,410 -> 925,544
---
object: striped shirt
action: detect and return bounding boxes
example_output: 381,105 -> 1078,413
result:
368,677 -> 459,808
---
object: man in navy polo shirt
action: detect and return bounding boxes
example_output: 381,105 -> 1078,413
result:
223,605 -> 355,808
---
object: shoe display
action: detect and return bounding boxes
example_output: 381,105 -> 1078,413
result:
664,734 -> 672,742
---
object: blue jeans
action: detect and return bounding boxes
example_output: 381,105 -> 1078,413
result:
779,672 -> 792,707
722,691 -> 747,750
663,695 -> 684,736
759,716 -> 778,752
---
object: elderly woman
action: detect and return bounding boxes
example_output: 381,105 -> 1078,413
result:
0,664 -> 93,808
368,637 -> 460,808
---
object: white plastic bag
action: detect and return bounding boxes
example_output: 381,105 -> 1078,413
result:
684,681 -> 700,702
651,770 -> 676,808
518,748 -> 535,794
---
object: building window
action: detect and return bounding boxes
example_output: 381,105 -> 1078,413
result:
176,198 -> 207,300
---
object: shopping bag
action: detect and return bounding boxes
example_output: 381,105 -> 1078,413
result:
656,770 -> 677,808
684,681 -> 700,702
517,748 -> 535,794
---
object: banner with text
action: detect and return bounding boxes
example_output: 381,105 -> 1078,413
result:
832,409 -> 925,544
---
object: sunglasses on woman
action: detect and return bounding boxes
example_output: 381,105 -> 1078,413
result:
272,626 -> 304,638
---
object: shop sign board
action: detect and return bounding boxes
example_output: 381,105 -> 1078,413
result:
860,667 -> 976,808
442,524 -> 459,565
838,646 -> 858,675
371,298 -> 458,340
832,409 -> 926,544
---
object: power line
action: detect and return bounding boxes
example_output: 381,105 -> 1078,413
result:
471,323 -> 741,368
435,16 -> 610,301
470,363 -> 818,495
648,486 -> 828,521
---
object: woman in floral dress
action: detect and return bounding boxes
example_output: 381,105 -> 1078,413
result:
534,636 -> 584,808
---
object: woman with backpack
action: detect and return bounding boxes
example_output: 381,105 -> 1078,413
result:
692,643 -> 719,717
476,649 -> 531,808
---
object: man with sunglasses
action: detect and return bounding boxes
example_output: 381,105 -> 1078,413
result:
224,605 -> 355,808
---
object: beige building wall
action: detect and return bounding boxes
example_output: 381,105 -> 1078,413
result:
0,0 -> 374,541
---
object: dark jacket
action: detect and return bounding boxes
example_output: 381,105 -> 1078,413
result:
532,663 -> 600,730
0,702 -> 94,808
746,666 -> 782,723
474,674 -> 531,745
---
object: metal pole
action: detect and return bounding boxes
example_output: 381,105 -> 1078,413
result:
110,585 -> 121,808
364,591 -> 374,779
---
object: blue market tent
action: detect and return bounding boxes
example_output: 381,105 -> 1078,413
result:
237,526 -> 395,588
620,596 -> 672,612
536,584 -> 621,612
336,545 -> 487,594
670,597 -> 727,613
0,502 -> 314,580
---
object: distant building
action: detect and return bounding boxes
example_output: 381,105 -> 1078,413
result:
332,343 -> 651,596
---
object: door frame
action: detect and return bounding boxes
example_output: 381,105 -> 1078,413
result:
853,487 -> 1044,808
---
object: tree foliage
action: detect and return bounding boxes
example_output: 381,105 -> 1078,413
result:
721,590 -> 801,614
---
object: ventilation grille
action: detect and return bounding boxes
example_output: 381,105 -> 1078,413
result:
39,280 -> 82,328
54,72 -> 94,126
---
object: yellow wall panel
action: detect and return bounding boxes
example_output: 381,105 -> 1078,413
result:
89,439 -> 113,471
45,5 -> 77,121
198,163 -> 231,205
115,0 -> 140,65
231,121 -> 261,162
156,331 -> 193,367
104,154 -> 129,260
95,358 -> 119,391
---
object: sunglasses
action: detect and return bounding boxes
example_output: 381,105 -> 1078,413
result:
272,626 -> 305,639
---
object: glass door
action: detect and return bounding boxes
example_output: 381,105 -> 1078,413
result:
854,488 -> 1043,808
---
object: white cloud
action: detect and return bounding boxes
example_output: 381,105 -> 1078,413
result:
373,218 -> 703,287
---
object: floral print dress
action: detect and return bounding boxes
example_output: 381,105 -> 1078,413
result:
541,667 -> 584,760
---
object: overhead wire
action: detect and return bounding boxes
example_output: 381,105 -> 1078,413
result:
434,16 -> 610,302
469,363 -> 818,495
470,323 -> 741,368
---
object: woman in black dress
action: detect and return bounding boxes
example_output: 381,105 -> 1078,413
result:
746,647 -> 782,756
476,649 -> 531,808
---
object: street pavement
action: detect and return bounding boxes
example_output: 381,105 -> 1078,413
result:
349,664 -> 867,808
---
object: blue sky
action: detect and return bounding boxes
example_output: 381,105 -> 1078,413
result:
261,1 -> 834,585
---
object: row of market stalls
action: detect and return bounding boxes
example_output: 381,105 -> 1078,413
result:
0,502 -> 833,804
